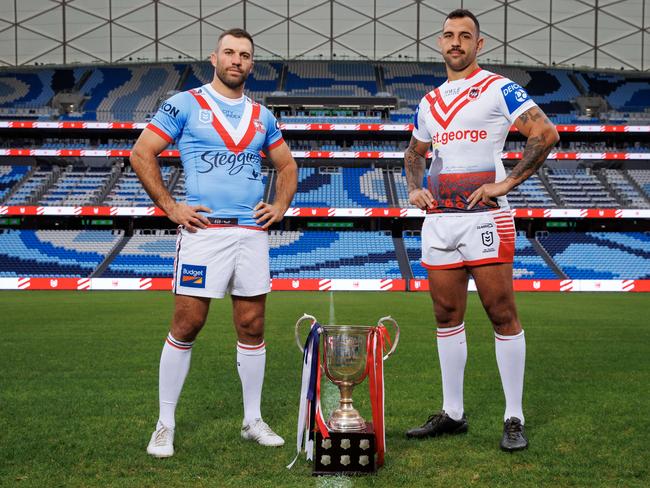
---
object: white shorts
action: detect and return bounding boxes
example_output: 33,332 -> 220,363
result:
421,209 -> 515,270
173,226 -> 270,299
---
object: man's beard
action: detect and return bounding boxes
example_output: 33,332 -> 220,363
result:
216,66 -> 249,89
443,50 -> 473,72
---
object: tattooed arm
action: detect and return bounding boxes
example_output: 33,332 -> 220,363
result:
405,136 -> 435,210
467,106 -> 559,209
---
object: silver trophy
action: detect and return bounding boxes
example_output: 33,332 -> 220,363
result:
295,315 -> 399,432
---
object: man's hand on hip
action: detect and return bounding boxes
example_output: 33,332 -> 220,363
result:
254,201 -> 286,230
166,203 -> 212,232
409,188 -> 435,210
467,180 -> 513,210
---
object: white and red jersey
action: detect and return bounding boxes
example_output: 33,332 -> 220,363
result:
412,67 -> 536,213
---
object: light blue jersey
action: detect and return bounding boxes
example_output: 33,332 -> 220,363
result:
147,83 -> 283,226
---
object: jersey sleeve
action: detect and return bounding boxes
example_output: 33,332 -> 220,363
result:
146,91 -> 189,143
262,107 -> 284,151
497,78 -> 537,124
411,101 -> 432,143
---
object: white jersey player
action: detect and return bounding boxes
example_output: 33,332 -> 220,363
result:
404,9 -> 559,452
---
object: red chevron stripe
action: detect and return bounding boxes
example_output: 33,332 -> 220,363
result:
429,75 -> 504,130
189,90 -> 261,154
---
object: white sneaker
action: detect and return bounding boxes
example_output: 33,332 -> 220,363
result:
241,418 -> 285,447
147,422 -> 175,458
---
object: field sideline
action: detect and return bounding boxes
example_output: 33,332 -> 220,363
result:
1,291 -> 648,487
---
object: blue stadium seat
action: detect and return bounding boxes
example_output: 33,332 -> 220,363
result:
0,230 -> 121,277
270,230 -> 401,278
537,232 -> 650,279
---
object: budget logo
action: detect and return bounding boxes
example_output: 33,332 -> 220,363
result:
180,264 -> 207,288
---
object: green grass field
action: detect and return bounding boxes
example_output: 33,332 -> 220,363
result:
1,291 -> 648,487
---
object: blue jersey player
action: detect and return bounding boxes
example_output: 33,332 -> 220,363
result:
131,28 -> 298,458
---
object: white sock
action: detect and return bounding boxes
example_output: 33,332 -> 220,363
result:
158,333 -> 194,430
436,323 -> 467,421
495,330 -> 526,424
237,341 -> 266,425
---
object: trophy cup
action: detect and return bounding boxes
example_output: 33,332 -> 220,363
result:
292,314 -> 399,475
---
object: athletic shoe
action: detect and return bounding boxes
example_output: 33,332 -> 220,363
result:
405,410 -> 468,439
147,422 -> 174,458
500,417 -> 528,452
241,418 -> 285,447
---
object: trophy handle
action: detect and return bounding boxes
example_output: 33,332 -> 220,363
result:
295,313 -> 317,353
378,316 -> 400,360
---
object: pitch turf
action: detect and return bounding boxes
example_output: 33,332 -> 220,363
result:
1,291 -> 648,487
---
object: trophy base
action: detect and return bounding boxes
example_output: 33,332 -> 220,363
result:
313,422 -> 376,476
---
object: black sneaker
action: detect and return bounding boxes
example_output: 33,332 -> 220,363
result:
500,417 -> 528,452
405,411 -> 468,439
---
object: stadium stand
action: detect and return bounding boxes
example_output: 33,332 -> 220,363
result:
577,72 -> 650,112
38,166 -> 115,206
93,65 -> 183,121
0,68 -> 85,118
545,168 -> 618,208
103,166 -> 175,206
520,69 -> 580,115
269,230 -> 401,278
0,229 -> 122,277
627,169 -> 650,200
5,168 -> 59,205
601,169 -> 649,208
292,166 -> 388,207
382,62 -> 446,109
284,62 -> 377,97
0,165 -> 30,202
537,232 -> 650,279
102,231 -> 175,278
507,172 -> 557,208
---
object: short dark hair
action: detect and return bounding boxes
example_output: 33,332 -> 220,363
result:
217,28 -> 254,53
445,9 -> 480,37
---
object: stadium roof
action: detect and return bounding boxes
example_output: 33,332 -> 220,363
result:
0,0 -> 648,71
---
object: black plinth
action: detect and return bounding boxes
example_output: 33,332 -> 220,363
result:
313,422 -> 376,475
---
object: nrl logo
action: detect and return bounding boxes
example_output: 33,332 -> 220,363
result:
199,110 -> 212,123
481,231 -> 494,247
468,87 -> 481,100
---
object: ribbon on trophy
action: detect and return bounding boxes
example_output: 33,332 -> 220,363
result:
367,323 -> 391,467
287,317 -> 329,469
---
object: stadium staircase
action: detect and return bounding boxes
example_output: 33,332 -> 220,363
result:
593,169 -> 627,207
30,166 -> 62,204
537,169 -> 562,206
90,233 -> 130,278
175,65 -> 192,92
94,165 -> 123,205
384,168 -> 398,206
531,232 -> 568,279
392,236 -> 413,280
622,169 -> 650,206
1,165 -> 34,204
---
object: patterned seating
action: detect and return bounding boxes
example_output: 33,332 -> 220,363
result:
103,232 -> 176,277
0,165 -> 30,202
0,229 -> 121,277
270,230 -> 401,278
293,167 -> 388,207
537,232 -> 650,279
284,62 -> 377,97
